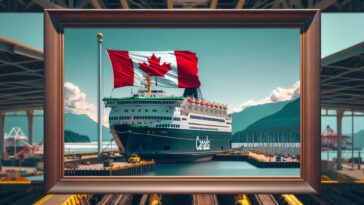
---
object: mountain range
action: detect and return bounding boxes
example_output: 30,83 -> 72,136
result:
230,100 -> 291,134
232,98 -> 300,142
245,98 -> 300,130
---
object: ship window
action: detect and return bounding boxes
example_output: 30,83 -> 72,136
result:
124,109 -> 128,112
132,109 -> 134,112
152,109 -> 157,112
164,145 -> 171,150
145,109 -> 148,112
138,109 -> 141,112
182,118 -> 187,120
166,110 -> 169,113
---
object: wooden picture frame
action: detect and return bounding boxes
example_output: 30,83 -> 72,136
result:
44,9 -> 321,194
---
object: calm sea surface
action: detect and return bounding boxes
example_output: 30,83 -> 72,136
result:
27,161 -> 299,180
146,161 -> 299,176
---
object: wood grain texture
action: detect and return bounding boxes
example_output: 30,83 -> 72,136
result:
44,11 -> 62,192
44,9 -> 321,194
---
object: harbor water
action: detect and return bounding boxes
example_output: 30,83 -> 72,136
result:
60,141 -> 301,178
146,161 -> 299,176
321,149 -> 364,161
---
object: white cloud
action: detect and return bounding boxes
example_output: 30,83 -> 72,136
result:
64,82 -> 109,128
233,81 -> 300,113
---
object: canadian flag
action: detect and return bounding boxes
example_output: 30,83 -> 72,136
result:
107,50 -> 201,88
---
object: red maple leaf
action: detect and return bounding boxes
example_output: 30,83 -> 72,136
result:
138,53 -> 171,77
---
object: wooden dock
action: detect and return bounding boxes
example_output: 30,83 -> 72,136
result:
64,160 -> 156,176
213,153 -> 300,168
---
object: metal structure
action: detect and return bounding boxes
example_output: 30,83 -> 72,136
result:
4,127 -> 35,159
321,41 -> 364,170
0,0 -> 363,12
322,42 -> 364,112
0,37 -> 43,158
0,37 -> 44,112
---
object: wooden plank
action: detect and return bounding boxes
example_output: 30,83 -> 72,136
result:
168,0 -> 173,9
90,0 -> 105,9
314,0 -> 337,10
210,0 -> 218,9
120,0 -> 129,9
31,0 -> 63,9
235,0 -> 246,9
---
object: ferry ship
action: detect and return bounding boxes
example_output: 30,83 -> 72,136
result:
104,77 -> 232,162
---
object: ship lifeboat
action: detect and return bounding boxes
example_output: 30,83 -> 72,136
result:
187,98 -> 194,103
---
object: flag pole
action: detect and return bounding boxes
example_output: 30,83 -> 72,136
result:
97,32 -> 104,160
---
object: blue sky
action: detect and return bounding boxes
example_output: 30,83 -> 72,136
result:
64,28 -> 300,114
1,13 -> 364,135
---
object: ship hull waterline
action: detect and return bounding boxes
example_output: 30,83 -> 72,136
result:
111,125 -> 232,163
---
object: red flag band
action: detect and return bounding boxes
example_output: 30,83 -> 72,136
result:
106,50 -> 201,89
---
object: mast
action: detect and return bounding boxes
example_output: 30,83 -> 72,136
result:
145,75 -> 151,96
97,32 -> 103,160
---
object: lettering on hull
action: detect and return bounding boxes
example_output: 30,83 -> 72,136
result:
196,136 -> 210,151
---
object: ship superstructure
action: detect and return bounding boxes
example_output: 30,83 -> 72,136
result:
104,86 -> 232,162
